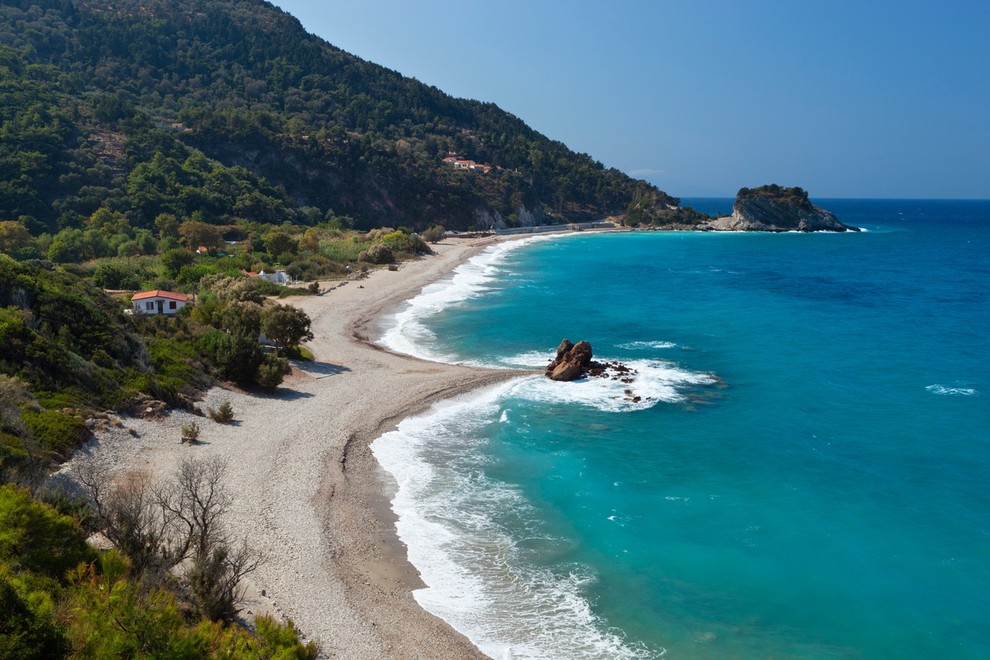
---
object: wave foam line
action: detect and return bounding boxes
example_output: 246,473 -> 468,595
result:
926,384 -> 978,396
379,235 -> 557,362
371,381 -> 660,659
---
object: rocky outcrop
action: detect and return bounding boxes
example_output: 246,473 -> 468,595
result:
545,339 -> 635,382
546,339 -> 594,381
706,185 -> 859,232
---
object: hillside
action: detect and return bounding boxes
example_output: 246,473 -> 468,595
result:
0,0 -> 680,233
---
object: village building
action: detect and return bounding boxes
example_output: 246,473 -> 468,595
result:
258,269 -> 292,284
131,290 -> 191,316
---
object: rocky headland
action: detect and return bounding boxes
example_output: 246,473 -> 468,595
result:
705,185 -> 859,232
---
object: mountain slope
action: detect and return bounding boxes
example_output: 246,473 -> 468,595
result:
0,0 -> 679,232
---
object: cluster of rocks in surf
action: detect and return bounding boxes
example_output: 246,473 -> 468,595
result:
545,339 -> 635,381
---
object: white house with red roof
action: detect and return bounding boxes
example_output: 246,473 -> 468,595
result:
131,290 -> 191,316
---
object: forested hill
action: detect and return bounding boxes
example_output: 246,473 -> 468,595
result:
0,0 -> 679,233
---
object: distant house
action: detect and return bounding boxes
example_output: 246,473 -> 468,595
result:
258,269 -> 291,285
444,154 -> 492,173
195,245 -> 209,255
131,290 -> 191,316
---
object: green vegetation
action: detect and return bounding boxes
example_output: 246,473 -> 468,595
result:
207,401 -> 235,424
0,478 -> 317,657
737,184 -> 810,203
0,0 -> 677,237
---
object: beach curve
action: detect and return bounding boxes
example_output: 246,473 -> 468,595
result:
56,236 -> 532,659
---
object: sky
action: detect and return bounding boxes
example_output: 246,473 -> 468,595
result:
270,0 -> 989,199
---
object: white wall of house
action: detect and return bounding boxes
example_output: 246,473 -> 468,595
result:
132,296 -> 188,316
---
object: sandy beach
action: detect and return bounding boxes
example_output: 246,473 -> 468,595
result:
56,237 -> 529,658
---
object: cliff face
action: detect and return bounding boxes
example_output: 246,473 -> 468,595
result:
707,185 -> 859,232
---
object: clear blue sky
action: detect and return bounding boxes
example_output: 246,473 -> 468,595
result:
271,1 -> 989,199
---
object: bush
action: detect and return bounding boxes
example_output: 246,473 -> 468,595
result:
93,262 -> 139,289
255,354 -> 289,389
421,225 -> 445,243
180,422 -> 200,444
357,243 -> 394,264
207,401 -> 234,424
197,330 -> 265,386
0,484 -> 94,577
20,409 -> 88,460
0,577 -> 70,658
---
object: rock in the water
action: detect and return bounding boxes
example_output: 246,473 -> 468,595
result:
545,339 -> 635,382
546,339 -> 594,381
706,184 -> 859,232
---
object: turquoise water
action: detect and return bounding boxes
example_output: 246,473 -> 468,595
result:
373,200 -> 990,658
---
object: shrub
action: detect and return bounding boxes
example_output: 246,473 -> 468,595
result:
357,243 -> 394,264
255,354 -> 289,389
0,484 -> 94,577
20,409 -> 88,459
421,225 -> 445,243
93,262 -> 137,289
197,330 -> 265,386
180,422 -> 200,444
207,401 -> 234,424
0,577 -> 70,658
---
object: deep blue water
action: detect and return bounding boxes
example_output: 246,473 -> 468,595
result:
373,200 -> 990,658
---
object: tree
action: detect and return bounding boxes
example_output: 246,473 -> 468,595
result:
263,230 -> 297,258
177,220 -> 223,251
154,213 -> 180,240
260,304 -> 313,352
0,578 -> 69,659
215,300 -> 262,338
158,457 -> 260,622
197,329 -> 265,385
75,466 -> 181,582
86,208 -> 129,236
161,247 -> 195,277
78,457 -> 260,623
0,221 -> 34,254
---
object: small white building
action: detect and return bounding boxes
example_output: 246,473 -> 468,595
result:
131,290 -> 191,316
259,269 -> 292,285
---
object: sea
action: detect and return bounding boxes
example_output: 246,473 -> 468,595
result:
372,199 -> 990,659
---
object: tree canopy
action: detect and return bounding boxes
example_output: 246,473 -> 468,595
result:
0,0 -> 679,233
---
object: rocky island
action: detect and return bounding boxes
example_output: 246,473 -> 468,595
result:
706,185 -> 859,232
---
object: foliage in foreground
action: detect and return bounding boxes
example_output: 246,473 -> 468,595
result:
0,478 -> 317,658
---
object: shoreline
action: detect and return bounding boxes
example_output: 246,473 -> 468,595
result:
57,234 -> 548,658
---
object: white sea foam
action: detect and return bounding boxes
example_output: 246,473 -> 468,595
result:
926,384 -> 978,397
372,381 -> 662,659
616,340 -> 677,351
498,350 -> 556,369
379,235 -> 557,361
516,358 -> 715,413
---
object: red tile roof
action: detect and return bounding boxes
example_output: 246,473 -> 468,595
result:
131,290 -> 190,302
